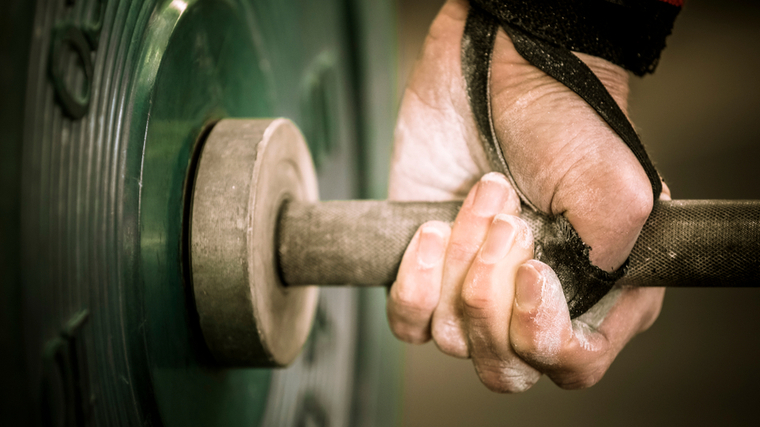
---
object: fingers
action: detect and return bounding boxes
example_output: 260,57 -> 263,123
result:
388,221 -> 451,344
509,260 -> 665,390
503,180 -> 670,388
510,261 -> 573,366
461,215 -> 541,392
431,172 -> 520,357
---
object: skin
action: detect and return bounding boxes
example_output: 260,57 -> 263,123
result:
387,0 -> 671,392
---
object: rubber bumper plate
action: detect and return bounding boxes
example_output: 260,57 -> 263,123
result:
5,0 -> 400,426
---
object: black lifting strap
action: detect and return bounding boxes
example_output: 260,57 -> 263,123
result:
461,6 -> 662,318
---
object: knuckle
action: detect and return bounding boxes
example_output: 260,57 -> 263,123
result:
610,168 -> 654,227
474,360 -> 538,394
554,370 -> 604,390
512,311 -> 574,367
509,310 -> 541,352
431,318 -> 469,358
625,181 -> 654,224
426,1 -> 467,45
387,304 -> 432,345
461,291 -> 492,321
560,149 -> 655,232
510,216 -> 534,250
549,355 -> 612,390
446,240 -> 479,264
389,322 -> 430,345
516,342 -> 555,368
391,283 -> 438,315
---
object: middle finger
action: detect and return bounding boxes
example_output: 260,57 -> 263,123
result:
431,172 -> 519,357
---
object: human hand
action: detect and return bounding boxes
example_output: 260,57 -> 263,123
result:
387,0 -> 670,392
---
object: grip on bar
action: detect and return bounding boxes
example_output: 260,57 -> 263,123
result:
278,200 -> 760,317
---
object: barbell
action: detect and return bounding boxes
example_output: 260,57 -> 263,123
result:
190,118 -> 760,367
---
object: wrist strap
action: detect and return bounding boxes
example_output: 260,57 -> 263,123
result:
505,22 -> 663,201
470,0 -> 682,76
462,5 -> 662,206
461,5 -> 665,318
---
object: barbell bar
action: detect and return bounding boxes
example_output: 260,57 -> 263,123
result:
191,118 -> 760,368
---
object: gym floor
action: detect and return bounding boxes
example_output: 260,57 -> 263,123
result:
396,1 -> 760,426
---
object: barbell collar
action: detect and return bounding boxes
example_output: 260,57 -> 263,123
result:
190,118 -> 319,367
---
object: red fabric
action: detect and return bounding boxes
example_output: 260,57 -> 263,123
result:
658,0 -> 684,6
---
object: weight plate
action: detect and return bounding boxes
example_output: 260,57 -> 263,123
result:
12,0 -> 399,426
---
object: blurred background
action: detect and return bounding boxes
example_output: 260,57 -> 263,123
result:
395,1 -> 760,426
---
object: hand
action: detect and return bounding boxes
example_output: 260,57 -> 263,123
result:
387,0 -> 670,392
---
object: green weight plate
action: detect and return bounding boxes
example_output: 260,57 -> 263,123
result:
138,1 -> 274,424
9,0 -> 401,426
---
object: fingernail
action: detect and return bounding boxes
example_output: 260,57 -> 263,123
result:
417,226 -> 445,267
472,173 -> 510,217
516,263 -> 543,311
480,214 -> 515,263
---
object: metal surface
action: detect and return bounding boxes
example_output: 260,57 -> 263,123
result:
622,200 -> 760,287
277,199 -> 760,297
191,118 -> 319,367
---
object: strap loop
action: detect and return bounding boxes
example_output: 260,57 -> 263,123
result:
461,4 -> 664,317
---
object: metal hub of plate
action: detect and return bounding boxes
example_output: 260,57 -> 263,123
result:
191,118 -> 319,367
